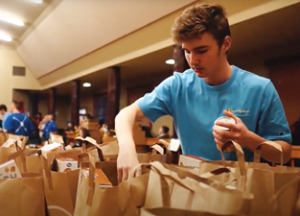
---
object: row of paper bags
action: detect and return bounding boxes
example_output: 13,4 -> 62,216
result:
0,139 -> 300,215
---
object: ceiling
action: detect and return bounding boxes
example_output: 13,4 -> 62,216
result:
0,0 -> 54,47
16,0 -> 196,77
50,2 -> 300,95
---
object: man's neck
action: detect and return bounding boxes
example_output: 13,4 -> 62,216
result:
204,61 -> 232,86
12,109 -> 20,114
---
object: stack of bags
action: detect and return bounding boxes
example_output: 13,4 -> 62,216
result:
0,135 -> 299,216
80,119 -> 101,143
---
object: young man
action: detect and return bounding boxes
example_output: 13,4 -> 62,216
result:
115,3 -> 291,182
3,101 -> 34,136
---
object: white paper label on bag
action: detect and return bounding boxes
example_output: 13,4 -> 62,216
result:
168,139 -> 181,152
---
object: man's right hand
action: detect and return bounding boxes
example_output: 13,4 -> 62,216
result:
117,147 -> 141,183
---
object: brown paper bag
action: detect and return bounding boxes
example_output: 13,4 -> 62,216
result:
0,131 -> 7,146
143,161 -> 253,215
0,149 -> 46,216
198,141 -> 300,216
43,150 -> 82,216
99,139 -> 172,163
15,149 -> 43,174
7,134 -> 28,148
0,146 -> 17,164
268,176 -> 300,216
140,207 -> 242,216
74,159 -> 149,216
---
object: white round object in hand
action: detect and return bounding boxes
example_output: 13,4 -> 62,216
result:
215,116 -> 236,131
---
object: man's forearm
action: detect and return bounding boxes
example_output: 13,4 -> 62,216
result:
115,108 -> 137,152
243,131 -> 291,164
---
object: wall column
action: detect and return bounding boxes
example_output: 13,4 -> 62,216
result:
107,66 -> 121,130
71,80 -> 80,126
172,45 -> 189,138
30,93 -> 39,116
48,88 -> 57,120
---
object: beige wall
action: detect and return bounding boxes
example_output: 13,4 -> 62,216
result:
0,46 -> 41,107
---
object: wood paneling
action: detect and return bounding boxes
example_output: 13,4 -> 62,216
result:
127,85 -> 154,129
71,80 -> 80,126
269,60 -> 300,126
48,88 -> 57,120
107,67 -> 121,130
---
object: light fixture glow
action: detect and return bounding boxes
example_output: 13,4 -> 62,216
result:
30,0 -> 43,3
83,82 -> 91,87
0,15 -> 24,26
165,59 -> 175,65
0,34 -> 12,42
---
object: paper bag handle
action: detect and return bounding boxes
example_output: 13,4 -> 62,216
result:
79,153 -> 96,207
145,161 -> 236,209
254,141 -> 283,165
220,141 -> 246,176
42,154 -> 54,190
8,141 -> 27,173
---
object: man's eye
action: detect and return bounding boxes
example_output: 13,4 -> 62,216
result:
197,50 -> 208,54
184,50 -> 190,54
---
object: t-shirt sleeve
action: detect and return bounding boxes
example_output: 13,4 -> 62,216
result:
135,76 -> 175,123
3,115 -> 13,132
257,81 -> 291,143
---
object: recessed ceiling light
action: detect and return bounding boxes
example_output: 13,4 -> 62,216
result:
30,0 -> 43,3
83,82 -> 91,87
0,15 -> 24,26
0,34 -> 12,42
165,59 -> 175,65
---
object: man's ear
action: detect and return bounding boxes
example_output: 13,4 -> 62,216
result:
222,36 -> 231,53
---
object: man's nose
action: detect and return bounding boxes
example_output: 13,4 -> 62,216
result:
190,53 -> 199,66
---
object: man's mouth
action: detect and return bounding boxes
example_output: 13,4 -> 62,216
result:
193,68 -> 204,72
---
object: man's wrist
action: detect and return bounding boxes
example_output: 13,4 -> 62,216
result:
243,130 -> 267,152
118,139 -> 136,153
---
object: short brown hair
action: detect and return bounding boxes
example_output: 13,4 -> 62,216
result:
12,100 -> 22,111
171,4 -> 231,47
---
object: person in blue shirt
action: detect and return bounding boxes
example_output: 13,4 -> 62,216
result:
115,3 -> 292,182
0,104 -> 9,129
3,101 -> 34,137
43,115 -> 57,141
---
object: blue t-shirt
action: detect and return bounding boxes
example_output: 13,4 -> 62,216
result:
2,113 -> 11,130
3,113 -> 34,136
136,65 -> 291,161
43,121 -> 57,140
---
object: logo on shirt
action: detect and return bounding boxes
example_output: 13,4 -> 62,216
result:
226,108 -> 249,114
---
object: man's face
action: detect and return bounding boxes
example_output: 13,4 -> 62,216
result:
0,110 -> 5,115
182,33 -> 230,79
158,127 -> 163,135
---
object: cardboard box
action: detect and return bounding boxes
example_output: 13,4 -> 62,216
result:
56,158 -> 78,173
0,159 -> 22,179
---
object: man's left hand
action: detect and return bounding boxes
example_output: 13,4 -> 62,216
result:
213,110 -> 250,148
